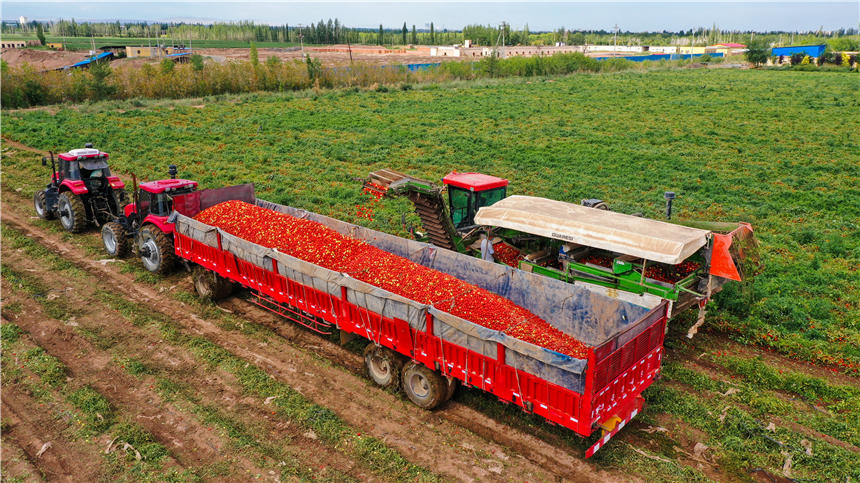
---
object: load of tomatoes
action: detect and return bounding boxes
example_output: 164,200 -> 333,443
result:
643,260 -> 702,284
355,183 -> 388,221
579,254 -> 613,268
197,201 -> 587,358
492,241 -> 524,268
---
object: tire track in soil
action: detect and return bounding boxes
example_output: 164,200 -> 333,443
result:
1,386 -> 102,482
0,273 -> 249,480
3,198 -> 631,482
2,246 -> 381,481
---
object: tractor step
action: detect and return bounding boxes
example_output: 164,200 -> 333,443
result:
250,291 -> 334,335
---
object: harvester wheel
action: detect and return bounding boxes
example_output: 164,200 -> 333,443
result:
33,190 -> 55,220
401,361 -> 447,410
138,225 -> 175,274
101,222 -> 130,258
364,344 -> 404,390
57,192 -> 87,233
192,265 -> 234,300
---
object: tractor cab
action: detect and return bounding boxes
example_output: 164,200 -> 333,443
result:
127,177 -> 199,230
442,172 -> 509,229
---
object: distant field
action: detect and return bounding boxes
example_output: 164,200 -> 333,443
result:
3,69 -> 858,371
2,67 -> 859,481
1,33 -> 298,50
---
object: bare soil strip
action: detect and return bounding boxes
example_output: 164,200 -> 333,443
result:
1,385 -> 101,482
2,192 -> 630,482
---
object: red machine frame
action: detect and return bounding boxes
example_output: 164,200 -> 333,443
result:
174,226 -> 668,457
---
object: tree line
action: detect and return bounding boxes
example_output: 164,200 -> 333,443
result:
3,19 -> 857,49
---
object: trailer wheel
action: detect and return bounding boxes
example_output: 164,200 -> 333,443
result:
138,226 -> 175,274
57,192 -> 87,233
364,344 -> 403,390
34,190 -> 54,220
401,361 -> 447,410
102,222 -> 130,258
192,265 -> 234,300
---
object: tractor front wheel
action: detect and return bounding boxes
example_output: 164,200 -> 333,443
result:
192,265 -> 234,300
34,190 -> 55,220
57,192 -> 87,233
102,222 -> 130,258
401,361 -> 447,410
138,226 -> 175,274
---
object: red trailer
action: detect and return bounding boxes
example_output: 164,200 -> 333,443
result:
172,199 -> 669,458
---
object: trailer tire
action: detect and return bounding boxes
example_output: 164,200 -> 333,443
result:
364,344 -> 403,390
57,192 -> 87,233
34,190 -> 55,220
401,361 -> 447,410
138,225 -> 175,274
102,222 -> 130,258
192,265 -> 234,300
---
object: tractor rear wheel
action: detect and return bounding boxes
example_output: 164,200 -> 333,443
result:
364,344 -> 405,390
102,222 -> 130,258
57,192 -> 87,233
33,190 -> 55,220
401,361 -> 447,410
138,226 -> 175,274
192,265 -> 234,300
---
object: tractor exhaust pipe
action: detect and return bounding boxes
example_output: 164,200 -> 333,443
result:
168,165 -> 178,179
664,191 -> 675,220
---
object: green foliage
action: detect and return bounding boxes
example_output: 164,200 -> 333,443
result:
265,55 -> 281,67
745,40 -> 770,65
160,58 -> 175,74
4,70 -> 858,372
1,323 -> 23,345
827,37 -> 859,52
111,422 -> 168,462
35,23 -> 46,45
249,41 -> 259,66
23,346 -> 67,388
190,53 -> 204,71
305,55 -> 322,82
68,385 -> 115,434
88,60 -> 116,100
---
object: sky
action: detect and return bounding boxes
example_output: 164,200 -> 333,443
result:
2,1 -> 857,32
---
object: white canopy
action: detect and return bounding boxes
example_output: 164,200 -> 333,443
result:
474,195 -> 711,265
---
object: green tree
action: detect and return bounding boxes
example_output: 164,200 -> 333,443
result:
430,22 -> 435,43
266,55 -> 281,67
88,60 -> 116,100
411,25 -> 417,44
402,22 -> 407,45
36,23 -> 46,46
306,55 -> 322,82
161,58 -> 174,74
249,41 -> 259,65
378,24 -> 384,45
190,53 -> 204,71
745,40 -> 769,66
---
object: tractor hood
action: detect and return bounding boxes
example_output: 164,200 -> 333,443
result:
474,195 -> 710,265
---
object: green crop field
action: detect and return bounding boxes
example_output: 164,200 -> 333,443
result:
2,67 -> 859,481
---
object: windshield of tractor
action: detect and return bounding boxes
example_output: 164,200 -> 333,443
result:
450,186 -> 508,229
475,187 -> 506,211
138,191 -> 172,217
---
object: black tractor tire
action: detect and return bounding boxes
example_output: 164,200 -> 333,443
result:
364,344 -> 405,390
34,190 -> 55,220
401,361 -> 447,410
138,225 -> 175,274
101,222 -> 130,258
192,265 -> 234,300
57,192 -> 87,233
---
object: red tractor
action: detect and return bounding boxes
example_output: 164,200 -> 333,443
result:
34,144 -> 128,233
101,165 -> 254,277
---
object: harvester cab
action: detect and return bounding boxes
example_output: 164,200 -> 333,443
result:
34,144 -> 127,233
101,164 -> 255,275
